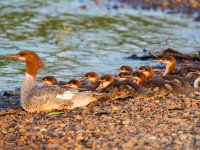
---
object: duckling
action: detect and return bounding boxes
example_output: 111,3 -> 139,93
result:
132,71 -> 187,95
154,56 -> 176,75
138,66 -> 154,80
66,79 -> 98,91
96,74 -> 140,96
80,72 -> 100,91
154,55 -> 200,77
113,66 -> 133,73
82,72 -> 100,84
138,65 -> 190,88
66,79 -> 81,88
117,72 -> 133,80
38,76 -> 58,85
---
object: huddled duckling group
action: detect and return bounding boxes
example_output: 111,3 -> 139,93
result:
40,55 -> 200,97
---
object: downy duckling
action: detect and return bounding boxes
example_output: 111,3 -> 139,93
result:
117,72 -> 133,80
96,74 -> 140,95
67,79 -> 99,91
80,72 -> 100,91
38,76 -> 58,85
154,56 -> 200,78
67,79 -> 81,88
138,66 -> 154,80
132,71 -> 187,95
113,66 -> 133,73
154,56 -> 176,75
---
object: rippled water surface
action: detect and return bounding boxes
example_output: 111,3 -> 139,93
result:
0,0 -> 200,90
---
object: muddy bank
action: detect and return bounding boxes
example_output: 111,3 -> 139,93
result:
0,89 -> 200,149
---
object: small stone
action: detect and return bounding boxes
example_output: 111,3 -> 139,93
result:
1,128 -> 8,134
122,120 -> 130,125
40,128 -> 47,132
21,135 -> 27,141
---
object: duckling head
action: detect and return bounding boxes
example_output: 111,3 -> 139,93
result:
113,66 -> 133,73
139,66 -> 154,79
39,76 -> 57,85
83,72 -> 100,83
96,75 -> 114,92
132,72 -> 147,85
117,72 -> 132,80
67,79 -> 81,88
154,56 -> 176,75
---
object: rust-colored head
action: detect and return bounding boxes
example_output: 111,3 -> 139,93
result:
83,72 -> 100,83
39,76 -> 57,85
138,66 -> 154,79
67,79 -> 81,88
7,50 -> 45,78
132,71 -> 147,85
114,66 -> 133,73
96,74 -> 114,91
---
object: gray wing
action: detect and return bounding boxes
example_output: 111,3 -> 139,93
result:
24,84 -> 96,112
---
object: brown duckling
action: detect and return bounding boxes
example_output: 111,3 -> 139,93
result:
154,56 -> 176,75
132,71 -> 187,95
82,72 -> 100,84
96,74 -> 140,95
80,72 -> 101,91
67,79 -> 99,91
138,66 -> 154,80
117,72 -> 133,80
66,79 -> 81,88
154,56 -> 200,78
38,76 -> 58,85
113,66 -> 133,73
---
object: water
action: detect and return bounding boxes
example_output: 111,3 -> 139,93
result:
0,0 -> 200,91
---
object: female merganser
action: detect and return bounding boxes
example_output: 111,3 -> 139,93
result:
132,71 -> 186,95
113,66 -> 133,73
96,74 -> 140,95
6,50 -> 105,112
39,76 -> 58,85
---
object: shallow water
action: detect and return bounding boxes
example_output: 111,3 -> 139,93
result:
0,0 -> 200,91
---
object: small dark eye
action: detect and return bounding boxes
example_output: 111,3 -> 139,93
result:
19,53 -> 25,56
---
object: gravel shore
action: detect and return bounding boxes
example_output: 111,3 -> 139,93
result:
0,88 -> 200,149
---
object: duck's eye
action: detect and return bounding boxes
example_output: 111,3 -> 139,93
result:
19,53 -> 25,56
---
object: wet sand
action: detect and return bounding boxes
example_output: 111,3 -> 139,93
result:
0,88 -> 200,149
